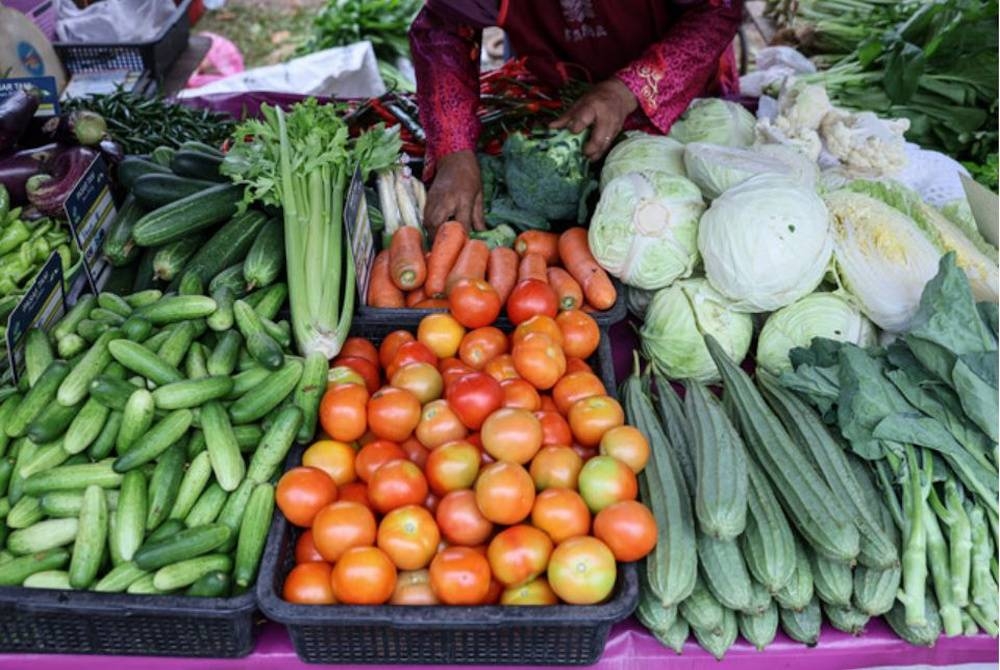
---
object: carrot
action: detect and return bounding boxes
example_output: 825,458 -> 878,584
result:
414,298 -> 450,309
445,239 -> 490,292
405,287 -> 427,308
425,221 -> 467,297
514,231 -> 559,265
367,250 -> 405,308
547,267 -> 583,311
389,226 -> 427,291
487,247 -> 519,304
558,227 -> 617,311
517,253 -> 548,283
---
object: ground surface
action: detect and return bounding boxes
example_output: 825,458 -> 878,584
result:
196,0 -> 322,68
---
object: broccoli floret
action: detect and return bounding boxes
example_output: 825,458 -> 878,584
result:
470,224 -> 517,250
484,195 -> 550,232
502,128 -> 593,222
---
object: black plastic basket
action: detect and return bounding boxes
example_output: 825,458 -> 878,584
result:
0,586 -> 257,657
257,325 -> 639,665
54,0 -> 192,79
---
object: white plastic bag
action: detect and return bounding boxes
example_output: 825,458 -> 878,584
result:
56,0 -> 177,43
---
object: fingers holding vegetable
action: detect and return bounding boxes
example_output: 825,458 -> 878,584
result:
424,151 -> 483,236
550,79 -> 638,162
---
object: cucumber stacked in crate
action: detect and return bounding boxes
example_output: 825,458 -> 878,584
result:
106,141 -> 284,296
0,279 -> 324,598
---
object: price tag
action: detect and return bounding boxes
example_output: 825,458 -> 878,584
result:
5,251 -> 66,384
0,76 -> 59,116
64,154 -> 116,297
343,165 -> 375,306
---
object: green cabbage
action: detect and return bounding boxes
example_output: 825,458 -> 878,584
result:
683,142 -> 817,200
756,291 -> 877,374
589,171 -> 704,290
600,132 -> 685,190
668,98 -> 756,147
698,174 -> 833,312
640,278 -> 753,383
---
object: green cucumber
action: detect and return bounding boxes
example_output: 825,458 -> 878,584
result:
64,398 -> 110,454
178,141 -> 223,157
147,518 -> 185,544
39,489 -> 118,517
134,522 -> 231,571
234,425 -> 264,452
228,367 -> 271,400
27,400 -> 82,443
229,359 -> 302,425
200,401 -> 244,491
23,459 -> 122,495
246,406 -> 302,483
97,292 -> 133,317
151,146 -> 176,166
90,308 -> 126,326
152,236 -> 205,282
248,283 -> 287,321
57,334 -> 87,359
119,157 -> 171,190
215,479 -> 255,552
185,342 -> 209,379
6,360 -> 71,438
87,410 -> 123,460
94,561 -> 148,592
180,209 -> 269,286
146,441 -> 186,531
185,569 -> 231,597
234,482 -> 273,587
185,482 -> 227,527
121,315 -> 153,342
103,195 -> 145,267
108,340 -> 184,385
243,218 -> 284,290
6,496 -> 43,529
132,183 -> 244,247
208,263 -> 247,297
20,439 -> 71,478
134,173 -> 217,209
125,290 -> 163,309
113,470 -> 147,561
126,573 -> 167,594
169,451 -> 211,521
24,328 -> 54,387
23,569 -> 72,589
53,295 -> 97,342
156,320 -> 201,368
0,548 -> 70,585
7,517 -> 79,555
233,300 -> 283,370
140,329 -> 172,352
178,271 -> 204,296
152,377 -> 234,410
153,553 -> 232,591
0,394 -> 20,456
260,317 -> 291,350
207,331 -> 241,376
57,330 -> 121,407
8,438 -> 37,503
76,319 -> 110,342
186,430 -> 207,460
137,296 -> 217,326
116,389 -> 155,455
113,409 -> 193,472
69,485 -> 108,588
89,375 -> 138,411
206,286 -> 235,332
170,150 -> 225,182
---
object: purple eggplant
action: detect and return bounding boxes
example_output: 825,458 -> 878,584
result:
99,138 -> 124,165
0,89 -> 41,153
42,110 -> 108,147
26,146 -> 97,217
0,142 -> 62,205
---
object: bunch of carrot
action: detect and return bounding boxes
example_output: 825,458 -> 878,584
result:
368,224 -> 617,315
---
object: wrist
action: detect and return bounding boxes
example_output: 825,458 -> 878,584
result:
608,77 -> 639,115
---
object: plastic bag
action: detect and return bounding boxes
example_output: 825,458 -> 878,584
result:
186,32 -> 244,89
56,0 -> 177,43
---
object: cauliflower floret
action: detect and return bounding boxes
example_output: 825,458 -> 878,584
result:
819,109 -> 909,177
754,118 -> 823,163
775,84 -> 832,132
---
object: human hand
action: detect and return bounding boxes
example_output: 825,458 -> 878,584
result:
423,150 -> 485,236
549,78 -> 638,161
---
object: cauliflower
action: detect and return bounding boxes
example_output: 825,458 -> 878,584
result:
775,84 -> 832,132
820,109 -> 909,177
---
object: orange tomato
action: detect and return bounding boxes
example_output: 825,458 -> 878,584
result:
501,577 -> 559,605
326,365 -> 366,390
555,310 -> 600,360
295,529 -> 324,564
311,501 -> 377,562
276,467 -> 338,527
448,279 -> 502,329
355,439 -> 407,483
379,330 -> 414,370
487,525 -> 553,588
564,358 -> 593,375
340,337 -> 379,367
547,537 -> 616,605
429,546 -> 492,605
368,459 -> 429,514
435,489 -> 494,546
551,372 -> 606,416
513,315 -> 564,348
500,378 -> 541,411
577,455 -> 638,512
338,481 -> 372,509
400,436 -> 430,469
481,408 -> 543,464
598,425 -> 650,473
534,410 -> 573,446
458,327 -> 508,370
593,500 -> 658,562
331,547 -> 397,605
391,569 -> 440,605
283,562 -> 336,604
390,362 -> 443,404
417,313 -> 465,359
529,446 -> 584,491
538,395 -> 559,413
483,354 -> 519,382
567,395 -> 624,447
387,341 -> 438,379
474,461 -> 535,525
377,505 -> 441,570
415,399 -> 468,449
439,357 -> 476,388
302,440 -> 357,486
531,488 -> 592,544
367,386 -> 422,442
334,355 -> 381,394
318,384 -> 368,443
512,333 -> 566,391
425,440 -> 481,496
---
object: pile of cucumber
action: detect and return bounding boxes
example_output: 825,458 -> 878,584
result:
0,279 -> 327,597
106,142 -> 284,295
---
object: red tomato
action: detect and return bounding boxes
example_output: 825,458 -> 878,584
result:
311,501 -> 377,562
555,310 -> 600,360
439,357 -> 476,388
458,327 -> 509,371
598,425 -> 650,473
475,461 -> 535,525
512,315 -> 563,348
552,372 -> 606,416
368,459 -> 429,514
338,481 -> 372,509
390,362 -> 443,404
318,384 -> 369,443
449,279 -> 502,329
500,378 -> 542,411
416,400 -> 468,449
417,313 -> 465,359
501,577 -> 559,605
326,365 -> 366,390
435,490 -> 494,546
331,547 -> 397,605
593,500 -> 658,562
571,444 -> 599,462
481,408 -> 543,465
295,529 -> 324,564
512,333 -> 566,391
531,488 -> 591,544
355,439 -> 407,483
425,440 -> 481,495
276,467 -> 338,527
506,279 -> 558,325
400,436 -> 430,469
534,410 -> 573,447
429,546 -> 492,605
487,524 -> 553,587
368,386 -> 422,442
379,330 -> 415,370
577,455 -> 638,513
564,358 -> 593,375
334,355 -> 381,394
483,354 -> 519,382
377,505 -> 441,570
529,446 -> 584,491
391,569 -> 440,605
424,491 -> 441,515
547,537 -> 617,605
445,372 -> 503,430
302,440 -> 356,486
388,341 -> 438,379
482,577 -> 504,604
538,395 -> 559,413
283,562 -> 335,604
567,395 -> 624,447
340,337 -> 379,367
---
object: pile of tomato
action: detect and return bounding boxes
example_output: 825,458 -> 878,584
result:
275,307 -> 657,607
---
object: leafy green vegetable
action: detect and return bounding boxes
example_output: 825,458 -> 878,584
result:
502,128 -> 594,223
298,0 -> 420,62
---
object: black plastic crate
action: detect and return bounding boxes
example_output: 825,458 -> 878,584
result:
0,586 -> 256,657
54,0 -> 192,79
257,325 -> 639,665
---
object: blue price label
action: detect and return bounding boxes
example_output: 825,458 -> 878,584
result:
6,251 -> 66,383
64,154 -> 116,295
0,76 -> 59,116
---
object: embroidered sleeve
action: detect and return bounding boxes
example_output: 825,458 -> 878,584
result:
616,0 -> 744,133
409,8 -> 483,178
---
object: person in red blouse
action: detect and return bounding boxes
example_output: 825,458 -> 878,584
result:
411,0 -> 744,234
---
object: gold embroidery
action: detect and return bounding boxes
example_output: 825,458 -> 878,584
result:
634,63 -> 663,108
